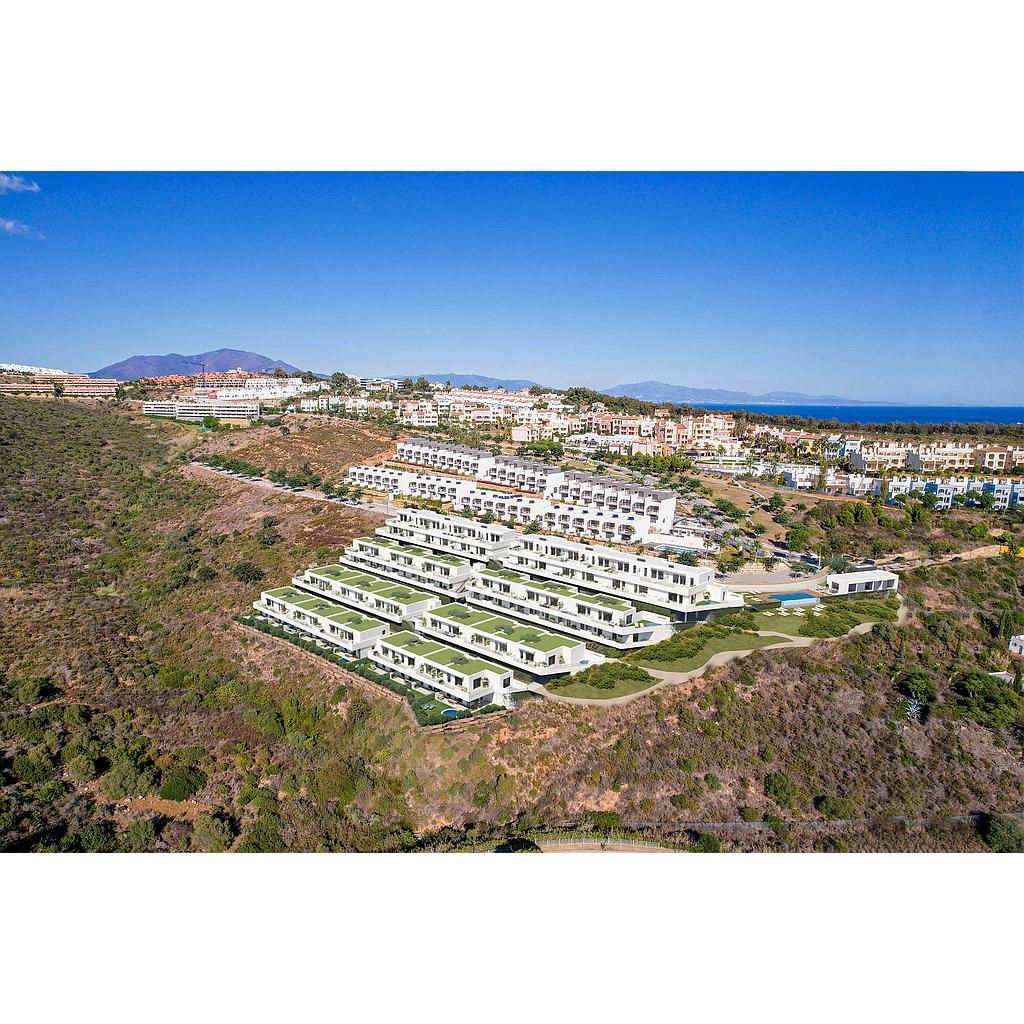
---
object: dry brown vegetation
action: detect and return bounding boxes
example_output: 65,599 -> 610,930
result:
2,397 -> 1022,853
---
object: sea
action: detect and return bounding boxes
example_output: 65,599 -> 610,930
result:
687,404 -> 1024,426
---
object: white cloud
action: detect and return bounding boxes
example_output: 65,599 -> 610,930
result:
0,217 -> 42,238
0,173 -> 41,194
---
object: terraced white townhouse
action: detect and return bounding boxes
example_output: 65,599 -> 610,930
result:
376,508 -> 519,563
395,438 -> 495,476
550,471 -> 677,532
292,564 -> 441,623
415,603 -> 592,677
253,587 -> 388,656
346,465 -> 474,502
466,567 -> 673,649
499,534 -> 744,619
369,630 -> 513,707
343,535 -> 475,596
477,455 -> 566,495
452,488 -> 653,542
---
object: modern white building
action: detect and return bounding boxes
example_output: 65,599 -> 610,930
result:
415,603 -> 592,677
466,566 -> 673,649
292,565 -> 442,623
142,400 -> 262,423
395,438 -> 495,477
376,508 -> 519,563
346,465 -> 475,503
370,630 -> 513,708
1009,635 -> 1024,658
550,471 -> 677,532
343,536 -> 475,596
299,395 -> 343,412
825,569 -> 899,596
452,488 -> 653,542
499,534 -> 744,619
253,587 -> 388,656
477,455 -> 566,495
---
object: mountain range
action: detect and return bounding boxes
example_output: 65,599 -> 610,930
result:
600,380 -> 896,406
90,348 -> 302,380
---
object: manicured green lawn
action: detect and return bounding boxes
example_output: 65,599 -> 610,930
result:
747,610 -> 814,635
547,670 -> 660,700
632,632 -> 785,674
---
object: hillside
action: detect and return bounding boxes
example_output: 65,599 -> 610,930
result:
91,348 -> 302,380
400,373 -> 544,390
1,396 -> 1023,852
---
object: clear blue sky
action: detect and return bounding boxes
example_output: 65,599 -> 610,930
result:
1,172 -> 1021,403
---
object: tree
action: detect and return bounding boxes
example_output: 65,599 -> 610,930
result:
191,812 -> 233,852
231,561 -> 265,583
201,415 -> 220,429
159,766 -> 207,801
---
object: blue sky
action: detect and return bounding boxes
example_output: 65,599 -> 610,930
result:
1,172 -> 1021,403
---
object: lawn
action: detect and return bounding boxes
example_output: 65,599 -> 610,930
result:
545,662 -> 659,700
747,610 -> 816,636
631,632 -> 784,674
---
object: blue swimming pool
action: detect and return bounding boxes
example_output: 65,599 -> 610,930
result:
655,543 -> 702,554
774,591 -> 819,607
442,709 -> 459,718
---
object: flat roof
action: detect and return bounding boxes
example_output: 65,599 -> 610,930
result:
827,569 -> 899,583
355,536 -> 469,566
305,565 -> 436,605
262,588 -> 385,631
427,603 -> 583,651
380,630 -> 507,677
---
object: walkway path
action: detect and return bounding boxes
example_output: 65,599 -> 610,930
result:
532,596 -> 909,707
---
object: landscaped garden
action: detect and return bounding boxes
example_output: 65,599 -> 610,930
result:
625,614 -> 784,674
545,661 -> 659,700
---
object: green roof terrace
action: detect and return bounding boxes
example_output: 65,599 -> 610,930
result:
355,537 -> 469,567
428,603 -> 584,651
304,566 -> 435,606
381,631 -> 506,677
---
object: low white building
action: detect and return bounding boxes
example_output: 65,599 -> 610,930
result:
825,569 -> 899,596
395,438 -> 494,476
466,566 -> 673,649
415,602 -> 592,677
292,564 -> 442,623
1009,635 -> 1024,658
370,630 -> 513,708
346,465 -> 474,503
478,455 -> 566,495
343,536 -> 475,596
376,508 -> 519,563
551,471 -> 677,532
500,534 -> 744,619
253,587 -> 388,656
299,395 -> 343,412
142,400 -> 262,423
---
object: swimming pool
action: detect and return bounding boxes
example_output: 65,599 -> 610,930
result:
773,591 -> 819,607
655,543 -> 703,554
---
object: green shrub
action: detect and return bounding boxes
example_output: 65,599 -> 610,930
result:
191,812 -> 234,852
14,676 -> 51,705
764,772 -> 801,811
983,814 -> 1024,853
159,766 -> 207,802
67,753 -> 99,782
231,561 -> 265,583
120,818 -> 158,852
815,795 -> 859,820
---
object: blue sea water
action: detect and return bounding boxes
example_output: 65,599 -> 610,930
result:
687,404 -> 1024,426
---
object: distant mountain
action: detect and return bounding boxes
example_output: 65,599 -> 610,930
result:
401,372 -> 544,391
600,380 -> 897,407
90,348 -> 302,380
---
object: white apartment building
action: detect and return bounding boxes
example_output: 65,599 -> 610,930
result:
253,587 -> 388,656
343,536 -> 475,596
395,438 -> 495,476
466,567 -> 673,649
376,508 -> 519,563
346,465 -> 474,503
142,400 -> 262,423
551,471 -> 676,532
849,441 -> 914,472
825,569 -> 899,596
907,441 -> 978,473
500,535 -> 744,619
887,475 -> 1024,510
415,603 -> 591,677
975,446 -> 1024,472
564,433 -> 659,456
370,630 -> 513,708
452,488 -> 653,542
477,455 -> 566,495
299,395 -> 343,412
292,564 -> 442,623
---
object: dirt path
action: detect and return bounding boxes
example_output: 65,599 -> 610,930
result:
533,596 -> 909,707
